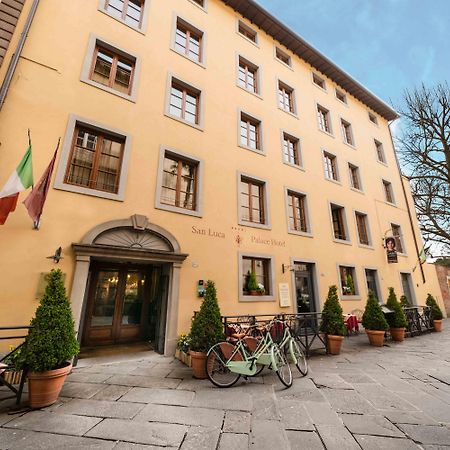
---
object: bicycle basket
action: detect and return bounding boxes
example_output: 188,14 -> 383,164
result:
269,321 -> 285,344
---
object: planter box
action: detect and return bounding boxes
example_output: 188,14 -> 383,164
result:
176,350 -> 191,367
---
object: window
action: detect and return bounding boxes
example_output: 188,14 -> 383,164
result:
312,73 -> 326,89
323,152 -> 338,181
240,254 -> 274,299
339,266 -> 358,296
341,119 -> 354,146
168,79 -> 200,125
287,191 -> 308,233
369,112 -> 378,125
317,105 -> 332,133
375,140 -> 386,163
283,132 -> 301,167
278,81 -> 295,114
391,224 -> 404,253
240,176 -> 266,225
64,126 -> 124,194
174,18 -> 203,63
275,47 -> 291,67
190,0 -> 205,7
336,89 -> 347,104
330,204 -> 347,241
104,0 -> 145,29
238,57 -> 259,94
240,113 -> 261,151
90,45 -> 135,95
238,20 -> 257,43
348,163 -> 362,190
355,212 -> 370,245
383,180 -> 395,204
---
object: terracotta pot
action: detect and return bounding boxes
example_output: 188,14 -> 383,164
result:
433,320 -> 442,332
28,361 -> 72,409
365,329 -> 385,347
390,327 -> 405,342
190,351 -> 207,379
327,335 -> 344,355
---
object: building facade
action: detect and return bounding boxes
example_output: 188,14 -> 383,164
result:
0,0 -> 445,355
434,264 -> 450,315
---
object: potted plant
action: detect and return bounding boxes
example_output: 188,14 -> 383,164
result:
17,269 -> 79,408
385,287 -> 408,342
189,280 -> 224,379
320,285 -> 347,355
176,334 -> 190,365
400,295 -> 411,308
246,271 -> 258,295
426,293 -> 443,332
345,274 -> 355,295
362,290 -> 389,347
256,283 -> 265,295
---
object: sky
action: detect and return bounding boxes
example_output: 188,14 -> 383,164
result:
258,0 -> 449,115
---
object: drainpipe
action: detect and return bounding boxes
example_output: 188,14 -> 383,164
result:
0,0 -> 40,111
388,120 -> 426,284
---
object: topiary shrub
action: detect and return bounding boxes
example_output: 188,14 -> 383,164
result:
320,285 -> 347,336
246,271 -> 258,292
362,290 -> 388,331
189,280 -> 224,353
18,269 -> 79,372
400,295 -> 411,308
385,287 -> 408,328
426,293 -> 443,320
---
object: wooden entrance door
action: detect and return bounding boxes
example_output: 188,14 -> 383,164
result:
83,263 -> 151,346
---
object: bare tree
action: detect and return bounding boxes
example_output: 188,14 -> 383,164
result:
397,83 -> 450,252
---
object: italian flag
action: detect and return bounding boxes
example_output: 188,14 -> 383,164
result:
0,145 -> 33,224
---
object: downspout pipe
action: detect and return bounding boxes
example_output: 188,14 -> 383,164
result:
388,120 -> 426,284
0,0 -> 40,111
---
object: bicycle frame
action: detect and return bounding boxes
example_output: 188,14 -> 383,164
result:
277,325 -> 299,365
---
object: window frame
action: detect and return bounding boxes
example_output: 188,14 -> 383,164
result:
335,88 -> 347,105
236,54 -> 261,96
54,114 -> 131,201
274,46 -> 292,68
238,110 -> 264,154
281,131 -> 303,169
277,79 -> 297,116
171,15 -> 206,66
80,34 -> 141,102
340,118 -> 355,147
237,20 -> 258,46
165,74 -> 204,130
337,265 -> 360,299
391,223 -> 406,255
348,162 -> 363,192
368,112 -> 378,125
187,0 -> 208,11
323,150 -> 340,183
382,179 -> 395,205
238,252 -> 276,302
155,146 -> 204,217
312,72 -> 327,91
329,202 -> 351,244
354,210 -> 372,247
237,172 -> 271,230
374,139 -> 386,165
98,0 -> 150,33
316,103 -> 333,135
284,187 -> 312,237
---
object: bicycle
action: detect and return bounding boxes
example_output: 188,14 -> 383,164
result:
206,319 -> 293,388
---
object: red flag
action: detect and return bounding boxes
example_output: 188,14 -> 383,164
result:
0,194 -> 19,225
23,146 -> 58,228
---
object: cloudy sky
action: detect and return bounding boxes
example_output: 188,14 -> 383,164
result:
258,0 -> 449,113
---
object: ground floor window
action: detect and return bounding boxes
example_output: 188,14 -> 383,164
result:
239,253 -> 275,301
339,265 -> 358,297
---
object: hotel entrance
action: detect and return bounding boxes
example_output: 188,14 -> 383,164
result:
294,262 -> 317,313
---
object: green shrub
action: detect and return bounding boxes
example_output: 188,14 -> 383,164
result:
426,293 -> 443,320
385,287 -> 408,328
246,271 -> 258,291
400,295 -> 411,308
346,275 -> 355,295
18,269 -> 79,372
362,290 -> 388,331
189,280 -> 224,353
320,285 -> 347,336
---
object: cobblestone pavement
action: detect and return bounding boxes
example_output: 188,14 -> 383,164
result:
1,322 -> 450,449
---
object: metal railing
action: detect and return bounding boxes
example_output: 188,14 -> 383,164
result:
402,306 -> 433,337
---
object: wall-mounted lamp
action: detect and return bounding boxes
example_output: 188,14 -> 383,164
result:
282,264 -> 295,274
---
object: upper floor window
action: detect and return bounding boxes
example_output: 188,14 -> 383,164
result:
369,112 -> 378,125
323,151 -> 338,181
383,180 -> 395,204
169,79 -> 200,125
335,89 -> 347,104
240,112 -> 261,151
348,163 -> 362,191
391,223 -> 404,253
65,126 -> 124,194
375,139 -> 386,163
317,105 -> 332,134
278,81 -> 295,114
190,0 -> 205,7
287,190 -> 308,233
312,73 -> 326,90
330,203 -> 348,241
174,18 -> 203,63
341,119 -> 354,146
240,176 -> 266,225
104,0 -> 145,29
355,212 -> 370,245
275,47 -> 291,67
238,57 -> 259,94
238,20 -> 257,44
339,266 -> 358,296
283,132 -> 301,167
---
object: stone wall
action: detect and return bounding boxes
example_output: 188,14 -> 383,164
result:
435,264 -> 450,315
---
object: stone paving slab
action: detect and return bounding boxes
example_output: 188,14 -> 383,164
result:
113,443 -> 177,450
60,381 -> 108,399
4,411 -> 102,436
192,389 -> 252,411
0,428 -> 116,449
218,432 -> 249,450
286,430 -> 325,449
339,413 -> 405,437
355,434 -> 422,449
134,403 -> 224,427
277,399 -> 314,431
303,401 -> 343,427
129,366 -> 173,377
397,423 -> 450,445
320,388 -> 377,414
106,374 -> 181,389
119,387 -> 195,406
180,426 -> 221,450
86,418 -> 187,447
223,411 -> 251,434
56,398 -> 145,419
91,384 -> 131,401
67,372 -> 113,384
315,424 -> 360,450
250,419 -> 288,448
382,410 -> 439,426
353,383 -> 419,411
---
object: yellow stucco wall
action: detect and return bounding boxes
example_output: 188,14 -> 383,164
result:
0,0 -> 444,349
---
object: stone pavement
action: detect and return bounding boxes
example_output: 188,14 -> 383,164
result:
1,321 -> 450,449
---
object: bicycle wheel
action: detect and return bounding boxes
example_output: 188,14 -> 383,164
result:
290,338 -> 308,376
271,345 -> 292,388
206,342 -> 242,388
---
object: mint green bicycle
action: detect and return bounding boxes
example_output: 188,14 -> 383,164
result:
206,320 -> 293,388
